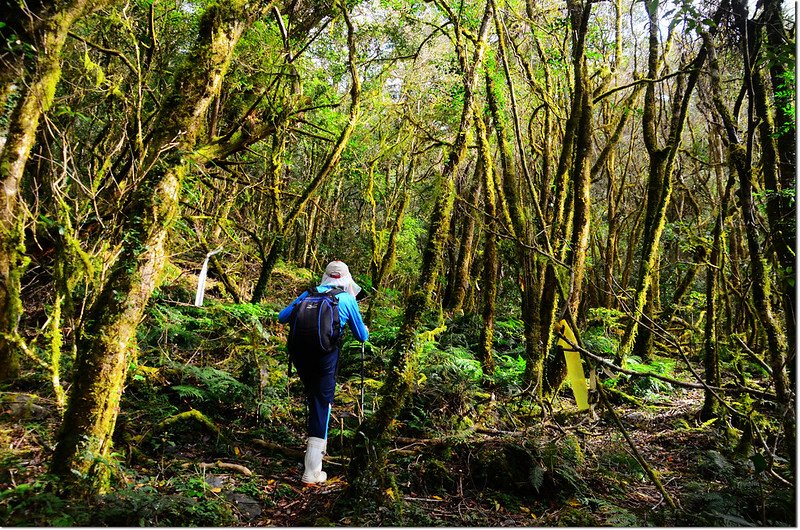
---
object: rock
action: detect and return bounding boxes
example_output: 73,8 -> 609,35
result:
205,475 -> 226,489
226,492 -> 262,520
2,393 -> 48,419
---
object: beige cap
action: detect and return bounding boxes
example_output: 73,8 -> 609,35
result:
320,260 -> 362,298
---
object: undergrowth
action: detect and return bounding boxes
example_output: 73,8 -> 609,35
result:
0,262 -> 794,526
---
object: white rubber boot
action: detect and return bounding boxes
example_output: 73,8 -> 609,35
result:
301,437 -> 327,484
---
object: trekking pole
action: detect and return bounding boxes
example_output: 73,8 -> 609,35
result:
360,341 -> 365,421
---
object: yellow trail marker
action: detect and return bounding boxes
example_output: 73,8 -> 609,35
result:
556,319 -> 589,411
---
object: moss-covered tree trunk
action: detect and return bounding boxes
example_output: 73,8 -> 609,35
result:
251,132 -> 287,303
700,186 -> 732,420
715,0 -> 790,408
616,0 -> 669,363
366,187 -> 410,326
705,9 -> 793,462
250,6 -> 361,301
700,42 -> 736,417
50,0 -> 261,493
365,135 -> 410,291
748,6 -> 796,383
485,9 -> 546,396
475,113 -> 498,376
617,0 -> 722,364
563,0 -> 593,320
503,20 -> 565,391
591,82 -> 643,309
375,190 -> 409,291
367,160 -> 382,284
533,0 -> 594,396
0,0 -> 108,382
347,1 -> 492,499
448,172 -> 481,314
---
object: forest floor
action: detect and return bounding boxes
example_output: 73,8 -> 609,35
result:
0,264 -> 794,526
2,381 -> 791,527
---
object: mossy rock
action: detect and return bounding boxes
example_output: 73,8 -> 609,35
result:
468,440 -> 550,495
0,392 -> 49,419
94,491 -> 236,526
550,506 -> 603,526
409,457 -> 458,495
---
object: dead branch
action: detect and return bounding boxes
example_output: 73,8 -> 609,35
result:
192,461 -> 253,475
597,382 -> 677,509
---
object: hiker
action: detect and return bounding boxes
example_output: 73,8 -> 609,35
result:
278,260 -> 369,485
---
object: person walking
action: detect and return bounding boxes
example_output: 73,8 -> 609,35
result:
278,260 -> 369,485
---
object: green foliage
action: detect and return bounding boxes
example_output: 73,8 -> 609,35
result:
403,342 -> 485,433
602,355 -> 676,402
0,479 -> 86,526
579,498 -> 640,526
257,378 -> 295,427
492,317 -> 524,351
171,384 -> 207,401
94,486 -> 236,526
0,473 -> 235,526
139,302 -> 214,351
490,353 -> 527,392
770,60 -> 795,134
394,216 -> 426,288
168,362 -> 254,407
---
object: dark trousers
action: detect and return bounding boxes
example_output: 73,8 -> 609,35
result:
293,348 -> 339,439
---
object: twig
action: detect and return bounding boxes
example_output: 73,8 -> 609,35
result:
67,31 -> 138,75
403,496 -> 446,502
252,438 -> 303,459
596,382 -> 677,509
732,335 -> 773,375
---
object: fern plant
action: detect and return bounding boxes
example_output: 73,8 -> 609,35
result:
170,385 -> 207,401
169,363 -> 254,406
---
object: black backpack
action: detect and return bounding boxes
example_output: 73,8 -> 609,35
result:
287,288 -> 345,360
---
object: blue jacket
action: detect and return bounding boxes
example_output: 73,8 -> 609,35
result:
278,285 -> 369,343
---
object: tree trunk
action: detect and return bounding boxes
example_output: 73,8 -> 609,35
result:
704,13 -> 792,460
748,12 -> 796,383
51,0 -> 260,493
712,0 -> 790,407
366,189 -> 409,326
0,0 -> 109,382
700,171 -> 735,420
484,13 -> 545,396
475,113 -> 498,376
536,0 -> 594,396
448,171 -> 481,314
617,0 -> 722,364
347,1 -> 492,498
564,0 -> 593,321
